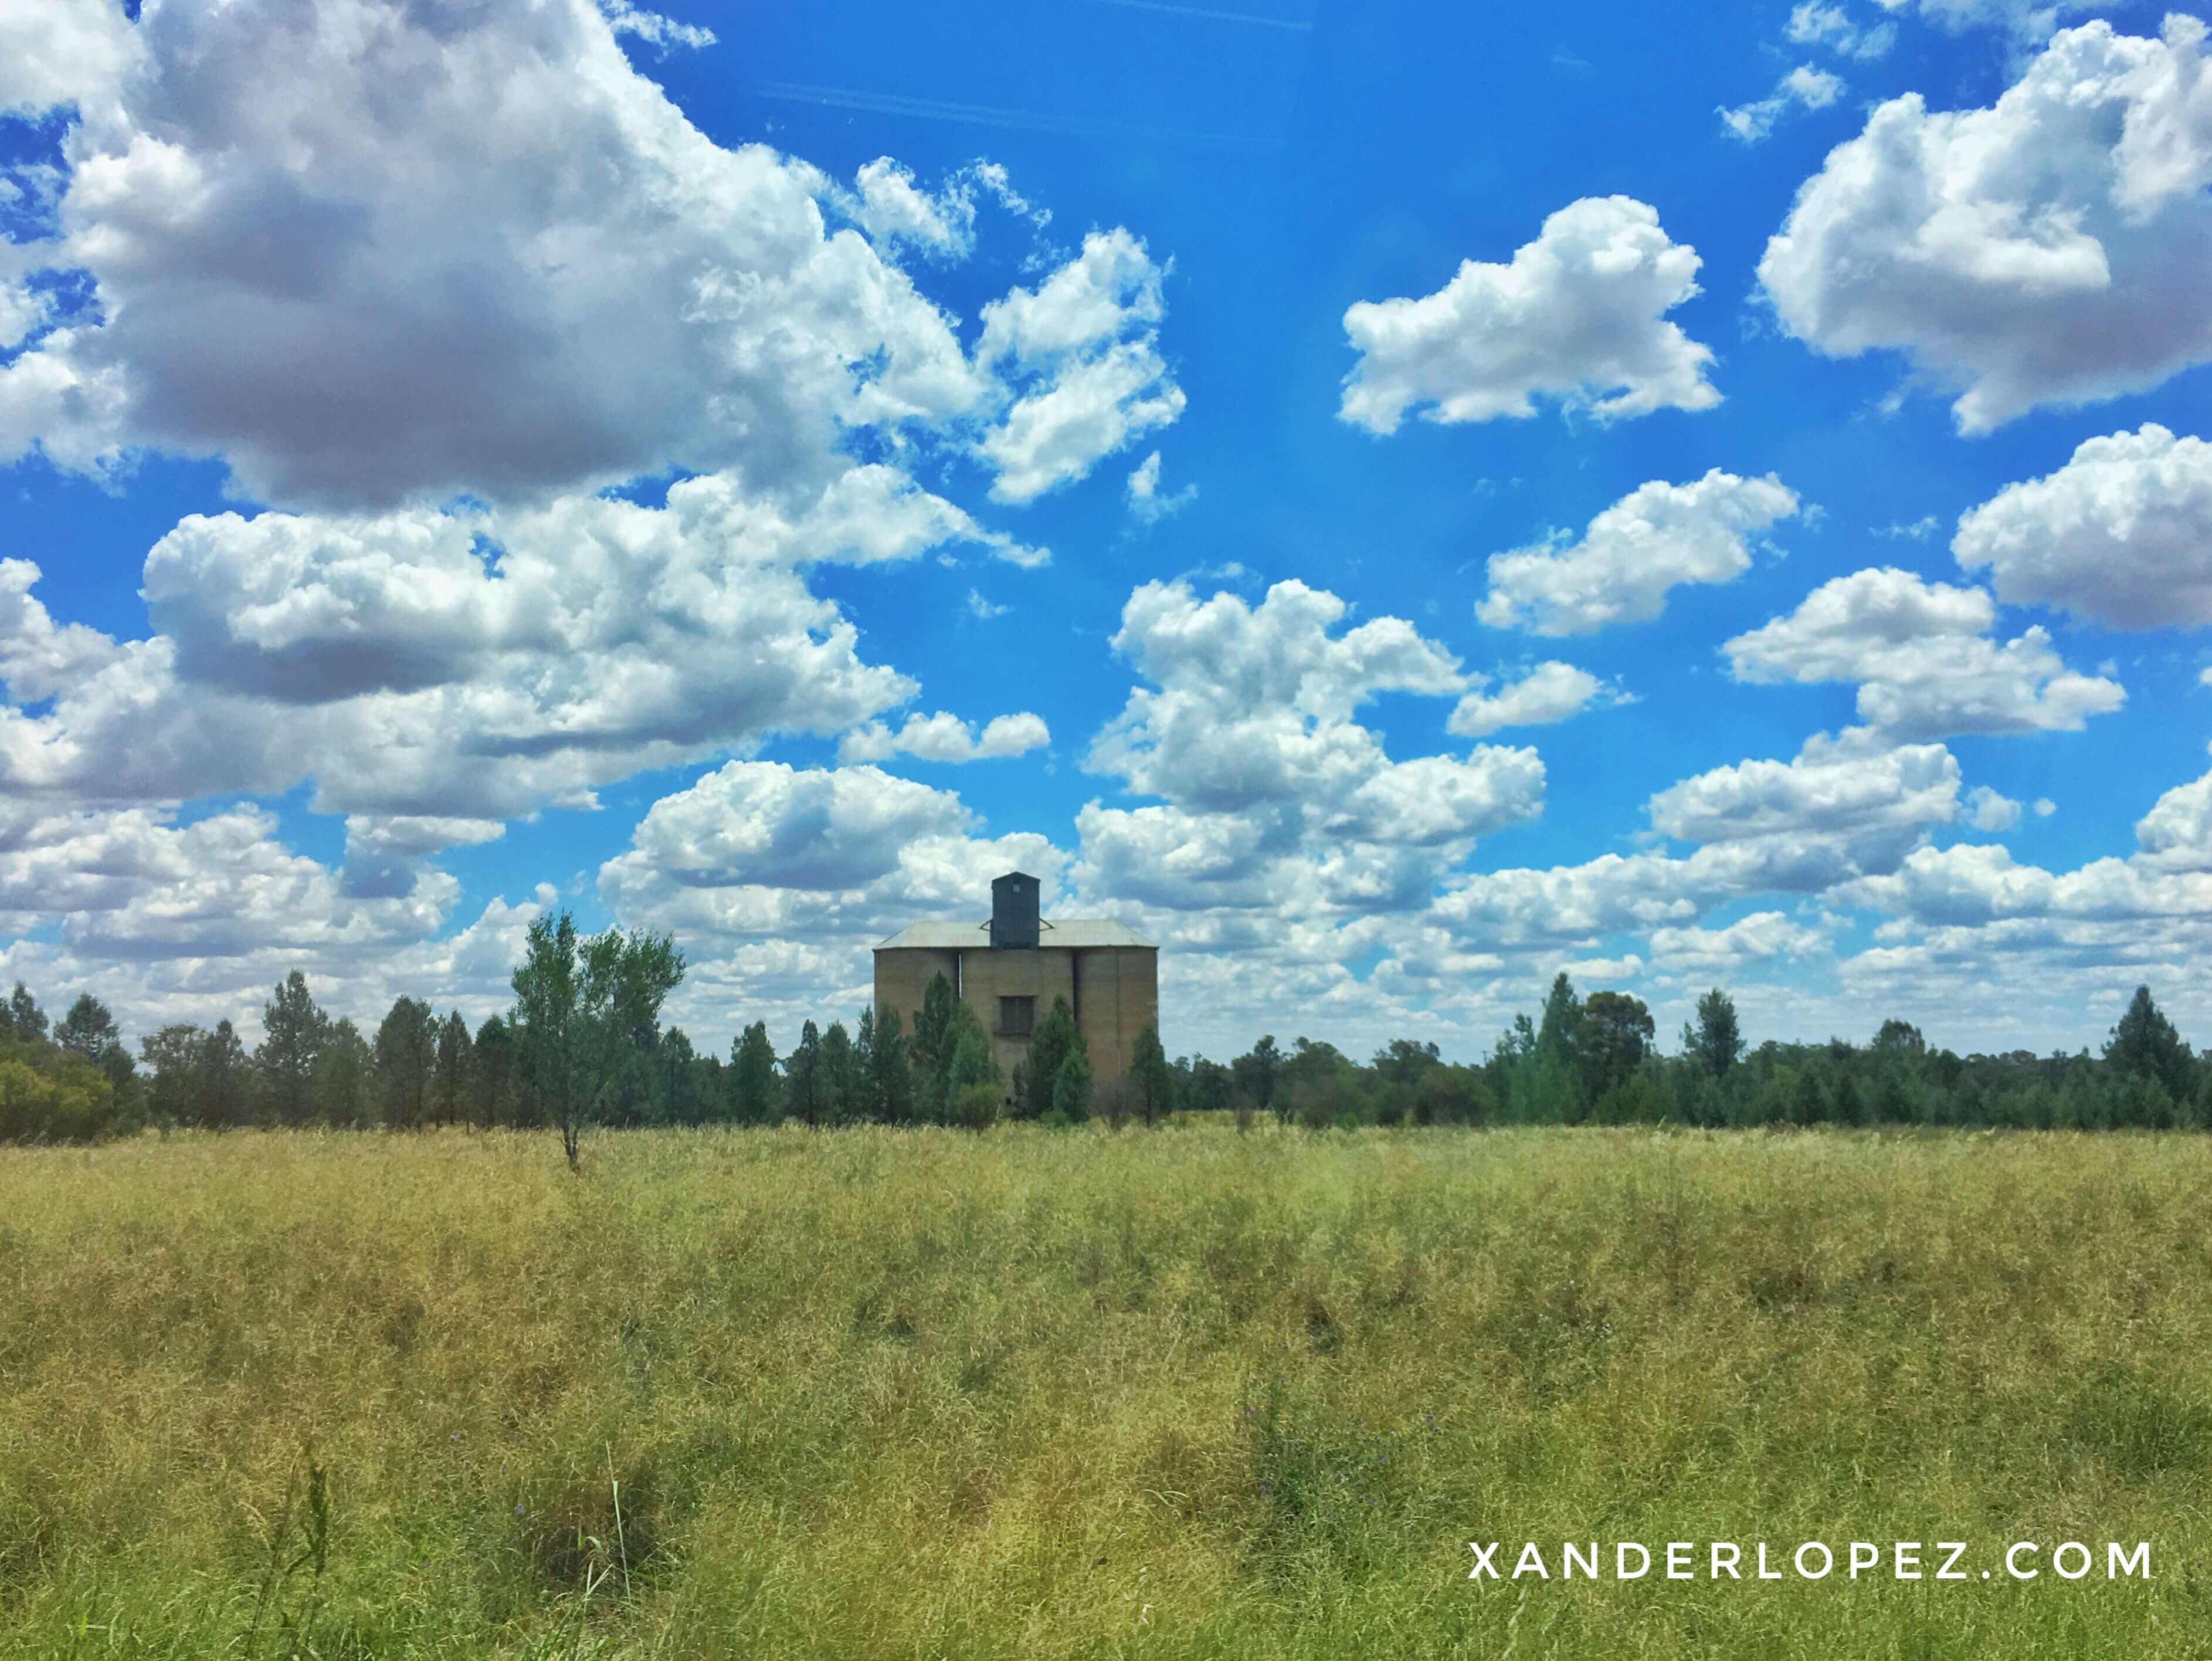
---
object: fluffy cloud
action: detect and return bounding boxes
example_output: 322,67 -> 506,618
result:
1724,566 -> 2125,737
1871,0 -> 2090,39
1339,196 -> 1721,432
844,158 -> 979,257
1787,3 -> 1897,59
0,0 -> 136,117
1963,784 -> 2024,830
1720,65 -> 1847,144
1072,578 -> 1543,923
1125,450 -> 1197,525
837,711 -> 1050,765
1477,469 -> 1800,636
1759,17 -> 2212,433
2133,748 -> 2212,871
975,229 -> 1184,504
0,467 -> 1054,828
598,760 -> 1065,1032
1648,911 -> 1830,975
1089,578 -> 1466,812
0,0 -> 1177,510
1952,425 -> 2212,629
0,798 -> 544,1040
1648,727 -> 1961,848
1447,662 -> 1618,735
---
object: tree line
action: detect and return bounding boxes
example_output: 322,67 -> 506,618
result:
0,914 -> 2203,1145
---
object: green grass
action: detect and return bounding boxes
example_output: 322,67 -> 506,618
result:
3,1123 -> 2211,1657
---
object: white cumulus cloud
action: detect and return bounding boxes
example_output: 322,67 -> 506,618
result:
837,711 -> 1050,765
1447,662 -> 1619,736
1724,566 -> 2125,737
1478,469 -> 1800,636
1952,424 -> 2212,629
1759,16 -> 2212,433
1721,65 -> 1848,145
1339,196 -> 1721,432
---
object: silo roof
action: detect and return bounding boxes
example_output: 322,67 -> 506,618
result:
876,918 -> 1156,950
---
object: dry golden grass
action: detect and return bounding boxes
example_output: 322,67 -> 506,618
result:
2,1123 -> 2210,1657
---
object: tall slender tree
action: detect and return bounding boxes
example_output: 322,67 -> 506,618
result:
374,996 -> 437,1129
1684,988 -> 1745,1079
732,1021 -> 778,1124
256,971 -> 330,1126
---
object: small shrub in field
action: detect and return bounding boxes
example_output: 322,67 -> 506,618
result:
953,1081 -> 1000,1130
1095,1077 -> 1135,1131
1039,1107 -> 1073,1131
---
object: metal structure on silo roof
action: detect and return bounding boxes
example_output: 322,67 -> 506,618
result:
989,870 -> 1040,948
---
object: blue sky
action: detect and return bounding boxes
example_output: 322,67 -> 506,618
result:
2,0 -> 2210,1062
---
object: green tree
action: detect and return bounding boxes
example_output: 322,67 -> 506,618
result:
140,1024 -> 205,1126
785,1019 -> 823,1127
1233,1035 -> 1283,1120
2105,985 -> 2193,1102
374,996 -> 437,1128
312,1018 -> 376,1127
7,982 -> 46,1043
819,1020 -> 856,1124
911,973 -> 958,1116
56,992 -> 136,1101
433,1009 -> 474,1126
1129,1022 -> 1172,1126
942,1002 -> 999,1123
1372,1038 -> 1440,1086
1873,1018 -> 1926,1056
510,911 -> 685,1167
1535,972 -> 1583,1069
1022,995 -> 1083,1120
471,1013 -> 519,1127
1684,988 -> 1745,1079
732,1021 -> 779,1124
873,1006 -> 914,1122
192,1020 -> 252,1130
255,971 -> 330,1126
1052,1046 -> 1094,1121
1578,990 -> 1654,1103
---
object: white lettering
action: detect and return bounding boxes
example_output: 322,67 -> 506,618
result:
2053,1542 -> 2090,1581
1468,1543 -> 1500,1581
1563,1543 -> 1598,1580
1710,1542 -> 1740,1579
1895,1542 -> 1921,1580
1617,1543 -> 1650,1580
1935,1542 -> 1967,1581
1796,1542 -> 1833,1579
2109,1542 -> 2150,1581
2007,1543 -> 2038,1580
1849,1542 -> 1879,1578
1666,1541 -> 1694,1580
1513,1543 -> 1549,1579
1756,1544 -> 1783,1580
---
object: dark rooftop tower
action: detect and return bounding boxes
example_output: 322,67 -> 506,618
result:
989,870 -> 1040,948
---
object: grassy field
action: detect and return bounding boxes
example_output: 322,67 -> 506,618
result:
3,1124 -> 2211,1659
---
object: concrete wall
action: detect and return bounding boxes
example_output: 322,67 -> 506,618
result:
873,944 -> 1161,1099
956,946 -> 1076,1084
872,947 -> 961,1049
1073,946 -> 1158,1085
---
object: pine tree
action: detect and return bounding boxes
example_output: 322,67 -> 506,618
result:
1022,996 -> 1083,1120
1129,1022 -> 1172,1127
2105,985 -> 2194,1102
1683,988 -> 1745,1079
785,1019 -> 822,1127
732,1021 -> 778,1124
